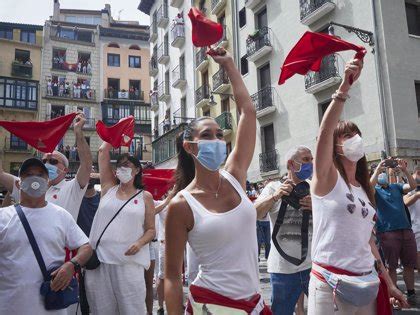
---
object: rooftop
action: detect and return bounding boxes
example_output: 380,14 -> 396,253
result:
0,21 -> 43,31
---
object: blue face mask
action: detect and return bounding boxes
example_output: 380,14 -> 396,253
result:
45,163 -> 59,180
378,173 -> 388,186
294,161 -> 313,180
190,140 -> 227,172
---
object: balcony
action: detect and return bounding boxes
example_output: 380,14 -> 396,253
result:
104,89 -> 145,101
304,54 -> 341,94
149,56 -> 158,77
195,48 -> 209,72
171,23 -> 185,48
300,0 -> 336,25
50,26 -> 94,46
152,123 -> 187,165
211,0 -> 227,15
4,137 -> 32,153
51,60 -> 92,76
259,149 -> 279,175
251,87 -> 277,119
212,68 -> 230,94
11,62 -> 33,78
216,25 -> 228,49
101,104 -> 151,133
44,84 -> 96,103
150,21 -> 158,42
150,92 -> 159,111
170,0 -> 183,8
157,43 -> 170,64
157,5 -> 169,28
245,0 -> 264,10
215,112 -> 233,136
195,84 -> 210,108
246,27 -> 273,63
172,65 -> 187,89
158,81 -> 171,102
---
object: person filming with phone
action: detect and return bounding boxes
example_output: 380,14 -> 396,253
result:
371,158 -> 418,305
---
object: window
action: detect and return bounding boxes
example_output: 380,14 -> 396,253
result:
405,2 -> 420,36
222,97 -> 230,112
241,55 -> 248,75
108,42 -> 120,48
203,109 -> 210,117
20,31 -> 36,44
258,63 -> 271,89
415,82 -> 420,117
181,97 -> 187,118
318,99 -> 331,124
129,55 -> 141,68
15,49 -> 30,63
261,124 -> 275,152
239,8 -> 246,28
0,27 -> 13,40
129,80 -> 141,100
256,7 -> 268,29
129,45 -> 140,50
0,78 -> 38,110
52,48 -> 66,70
107,54 -> 120,67
51,105 -> 65,119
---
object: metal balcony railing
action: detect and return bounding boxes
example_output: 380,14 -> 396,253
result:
246,27 -> 272,58
304,54 -> 340,90
50,26 -> 94,44
216,25 -> 227,46
259,149 -> 279,173
157,5 -> 169,24
195,84 -> 210,105
151,92 -> 159,107
11,62 -> 33,78
195,48 -> 207,67
172,64 -> 185,83
250,87 -> 275,112
212,68 -> 229,91
4,137 -> 30,152
104,88 -> 144,101
157,43 -> 169,61
158,81 -> 170,98
150,20 -> 157,37
45,84 -> 96,101
152,123 -> 187,164
215,112 -> 233,130
299,0 -> 334,21
149,55 -> 158,75
171,23 -> 185,44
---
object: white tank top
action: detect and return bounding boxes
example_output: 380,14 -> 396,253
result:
89,186 -> 150,269
180,170 -> 260,300
311,173 -> 376,273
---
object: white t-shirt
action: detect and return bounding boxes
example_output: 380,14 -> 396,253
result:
11,176 -> 87,220
408,190 -> 420,235
258,180 -> 313,274
0,202 -> 88,315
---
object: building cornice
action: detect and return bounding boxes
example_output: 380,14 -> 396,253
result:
0,22 -> 43,31
99,26 -> 149,41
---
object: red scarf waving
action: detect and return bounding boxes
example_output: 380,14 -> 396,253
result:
96,116 -> 134,148
278,31 -> 366,85
0,113 -> 76,153
188,7 -> 223,47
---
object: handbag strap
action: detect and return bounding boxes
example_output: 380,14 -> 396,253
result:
95,189 -> 142,248
14,204 -> 49,281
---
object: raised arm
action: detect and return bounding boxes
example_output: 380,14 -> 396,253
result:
0,160 -> 16,193
404,191 -> 420,207
313,59 -> 363,196
210,49 -> 256,187
370,160 -> 386,187
98,141 -> 117,196
398,159 -> 417,193
74,113 -> 93,189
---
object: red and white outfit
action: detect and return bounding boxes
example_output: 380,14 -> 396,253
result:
180,170 -> 270,314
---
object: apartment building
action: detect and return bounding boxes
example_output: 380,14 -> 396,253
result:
0,22 -> 43,175
138,0 -> 196,169
237,0 -> 420,182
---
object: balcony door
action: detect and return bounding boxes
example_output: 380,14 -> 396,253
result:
258,63 -> 271,108
256,7 -> 268,29
261,124 -> 275,153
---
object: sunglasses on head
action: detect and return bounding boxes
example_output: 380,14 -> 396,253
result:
42,158 -> 59,165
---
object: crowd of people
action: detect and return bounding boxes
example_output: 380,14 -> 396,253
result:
0,48 -> 420,315
47,78 -> 94,100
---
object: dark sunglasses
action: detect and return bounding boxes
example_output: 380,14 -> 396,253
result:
42,158 -> 59,165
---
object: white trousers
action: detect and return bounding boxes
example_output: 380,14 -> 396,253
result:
85,263 -> 146,315
308,274 -> 376,315
158,242 -> 165,279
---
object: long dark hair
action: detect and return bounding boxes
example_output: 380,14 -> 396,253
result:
333,120 -> 375,205
173,117 -> 214,194
116,153 -> 144,190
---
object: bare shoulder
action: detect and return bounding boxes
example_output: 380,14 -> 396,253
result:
167,193 -> 194,230
142,190 -> 154,202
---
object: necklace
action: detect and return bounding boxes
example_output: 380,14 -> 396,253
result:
196,176 -> 222,198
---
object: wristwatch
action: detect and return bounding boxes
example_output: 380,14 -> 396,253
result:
69,259 -> 81,272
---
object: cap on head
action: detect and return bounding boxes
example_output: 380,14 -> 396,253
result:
19,158 -> 49,177
52,150 -> 69,168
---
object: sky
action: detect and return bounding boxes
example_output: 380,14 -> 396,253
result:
0,0 -> 149,26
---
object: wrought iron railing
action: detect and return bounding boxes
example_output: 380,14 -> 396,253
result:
151,92 -> 159,107
172,64 -> 185,83
149,54 -> 158,75
304,54 -> 340,90
299,0 -> 333,21
215,112 -> 233,130
212,68 -> 229,91
158,81 -> 170,98
150,20 -> 157,37
152,123 -> 187,164
50,26 -> 94,44
157,42 -> 169,61
259,149 -> 279,173
250,87 -> 274,112
11,62 -> 33,78
172,108 -> 192,125
195,84 -> 210,104
216,25 -> 227,46
211,0 -> 224,11
45,84 -> 96,101
171,23 -> 185,43
195,48 -> 207,67
246,27 -> 272,58
4,137 -> 30,152
157,4 -> 169,23
104,89 -> 144,101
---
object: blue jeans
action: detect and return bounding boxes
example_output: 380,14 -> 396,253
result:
270,269 -> 310,315
257,221 -> 271,259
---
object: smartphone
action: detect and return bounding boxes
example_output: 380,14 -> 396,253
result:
383,159 -> 398,168
416,186 -> 420,192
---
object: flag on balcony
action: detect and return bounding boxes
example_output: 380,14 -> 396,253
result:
0,113 -> 76,153
142,169 -> 175,200
96,116 -> 134,148
278,31 -> 366,85
188,7 -> 223,47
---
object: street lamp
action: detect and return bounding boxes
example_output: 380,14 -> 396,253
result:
209,91 -> 235,107
328,22 -> 375,48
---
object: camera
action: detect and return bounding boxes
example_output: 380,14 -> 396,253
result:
383,159 -> 398,168
282,181 -> 310,209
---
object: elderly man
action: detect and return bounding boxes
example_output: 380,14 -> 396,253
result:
0,157 -> 92,314
255,146 -> 313,315
0,112 -> 92,220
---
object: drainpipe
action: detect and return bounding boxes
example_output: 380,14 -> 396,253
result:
232,0 -> 240,69
370,0 -> 391,156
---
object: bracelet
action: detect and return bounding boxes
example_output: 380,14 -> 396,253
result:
332,90 -> 350,102
272,194 -> 279,202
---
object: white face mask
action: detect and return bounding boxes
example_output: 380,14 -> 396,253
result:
116,166 -> 133,184
337,134 -> 365,162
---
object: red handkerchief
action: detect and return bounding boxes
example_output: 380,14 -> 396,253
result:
188,7 -> 223,47
96,116 -> 135,148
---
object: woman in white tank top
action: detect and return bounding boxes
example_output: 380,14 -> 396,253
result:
164,48 -> 270,315
309,58 -> 407,314
85,145 -> 156,315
